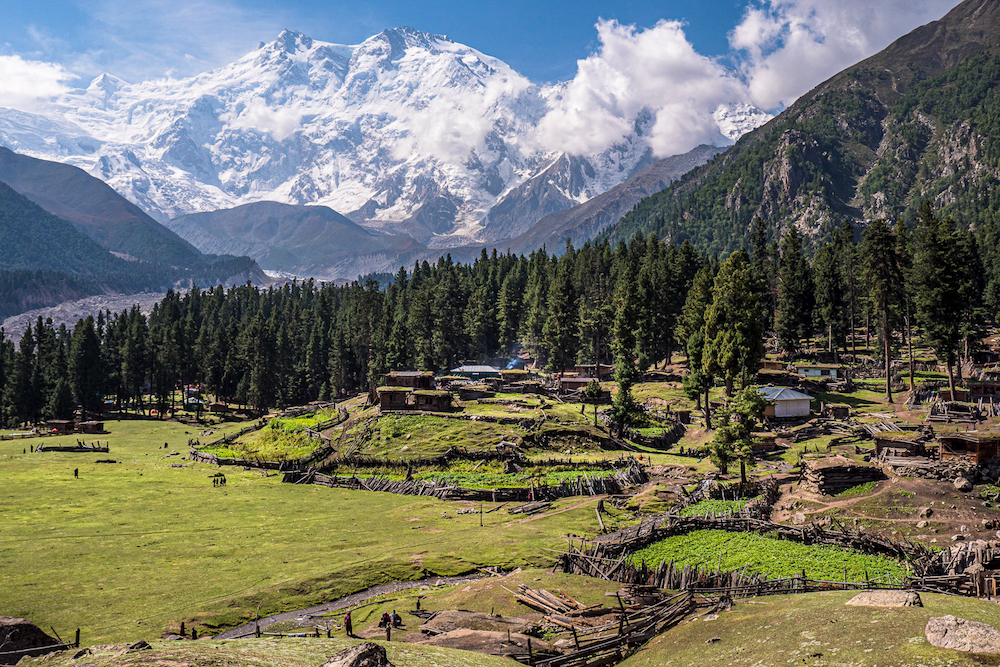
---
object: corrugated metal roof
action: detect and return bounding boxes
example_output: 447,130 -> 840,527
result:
387,371 -> 431,377
451,365 -> 502,373
758,386 -> 813,401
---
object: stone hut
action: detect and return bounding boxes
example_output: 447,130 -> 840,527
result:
458,385 -> 494,401
801,456 -> 885,495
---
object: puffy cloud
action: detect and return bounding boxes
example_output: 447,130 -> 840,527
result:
0,55 -> 73,111
223,98 -> 303,140
732,0 -> 963,110
532,19 -> 752,158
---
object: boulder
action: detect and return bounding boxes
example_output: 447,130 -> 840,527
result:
323,642 -> 395,667
917,520 -> 928,528
926,615 -> 1000,654
955,477 -> 973,492
126,640 -> 151,652
845,590 -> 922,608
919,507 -> 933,518
792,512 -> 807,525
0,616 -> 60,665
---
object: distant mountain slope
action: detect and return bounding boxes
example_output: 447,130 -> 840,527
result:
606,0 -> 1000,253
168,201 -> 426,279
0,147 -> 203,267
506,144 -> 723,254
0,27 -> 768,250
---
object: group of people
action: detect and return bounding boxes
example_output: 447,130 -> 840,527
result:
342,609 -> 401,637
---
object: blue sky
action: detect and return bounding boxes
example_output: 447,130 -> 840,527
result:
0,0 -> 965,112
1,0 -> 747,83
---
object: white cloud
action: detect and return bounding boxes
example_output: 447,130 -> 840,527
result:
532,19 -> 750,158
223,99 -> 302,141
732,0 -> 963,110
0,55 -> 72,111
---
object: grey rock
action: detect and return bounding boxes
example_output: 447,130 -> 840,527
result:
952,534 -> 965,541
919,507 -> 933,518
323,642 -> 395,667
792,511 -> 807,525
845,590 -> 922,608
955,477 -> 973,492
926,615 -> 1000,654
126,640 -> 151,652
917,520 -> 928,528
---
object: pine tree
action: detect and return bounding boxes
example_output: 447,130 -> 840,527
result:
542,262 -> 577,373
610,266 -> 640,434
709,386 -> 766,484
69,316 -> 104,419
861,219 -> 903,402
774,228 -> 814,355
703,250 -> 765,396
677,265 -> 715,427
912,203 -> 966,398
812,242 -> 846,358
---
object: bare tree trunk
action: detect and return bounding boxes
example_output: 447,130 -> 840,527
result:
865,309 -> 870,352
704,386 -> 712,430
947,361 -> 956,401
883,308 -> 893,404
906,303 -> 915,393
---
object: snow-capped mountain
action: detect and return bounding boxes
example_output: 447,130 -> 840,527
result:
0,28 -> 769,251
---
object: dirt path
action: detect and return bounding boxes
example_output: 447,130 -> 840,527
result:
214,574 -> 487,639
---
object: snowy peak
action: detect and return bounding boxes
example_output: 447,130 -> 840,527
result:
0,25 -> 771,275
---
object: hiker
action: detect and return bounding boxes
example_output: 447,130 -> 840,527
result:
391,611 -> 402,628
344,611 -> 353,637
378,612 -> 391,628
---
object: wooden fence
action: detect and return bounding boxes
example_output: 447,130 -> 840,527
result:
282,459 -> 649,502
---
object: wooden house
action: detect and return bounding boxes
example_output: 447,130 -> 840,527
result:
574,363 -> 615,380
559,376 -> 596,393
795,364 -> 846,380
383,371 -> 435,390
823,403 -> 851,419
760,360 -> 786,371
938,432 -> 1000,465
413,390 -> 452,411
77,421 -> 105,434
758,387 -> 813,419
46,420 -> 74,434
450,365 -> 502,381
500,369 -> 530,385
874,431 -> 925,457
376,387 -> 412,410
802,456 -> 885,495
458,385 -> 495,401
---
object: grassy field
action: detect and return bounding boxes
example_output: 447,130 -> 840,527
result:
21,638 -> 514,667
0,417 -> 604,643
628,530 -> 907,580
621,590 -> 1000,667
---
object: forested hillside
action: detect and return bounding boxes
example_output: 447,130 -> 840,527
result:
606,0 -> 1000,261
0,201 -> 989,426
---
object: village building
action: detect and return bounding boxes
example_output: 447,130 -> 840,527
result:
383,370 -> 435,390
412,390 -> 453,411
823,403 -> 852,419
376,387 -> 412,410
450,365 -> 502,382
77,421 -> 105,434
938,432 -> 1000,465
874,431 -> 926,457
795,364 -> 846,380
759,360 -> 786,371
758,387 -> 813,419
458,385 -> 495,401
802,456 -> 885,495
559,376 -> 597,393
45,420 -> 74,434
573,363 -> 615,380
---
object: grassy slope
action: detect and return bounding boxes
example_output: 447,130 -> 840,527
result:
0,419 -> 602,643
621,591 -> 1000,667
21,638 -> 515,667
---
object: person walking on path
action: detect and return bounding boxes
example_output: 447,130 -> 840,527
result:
344,611 -> 353,637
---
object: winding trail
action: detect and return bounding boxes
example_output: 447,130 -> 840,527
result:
215,573 -> 487,639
